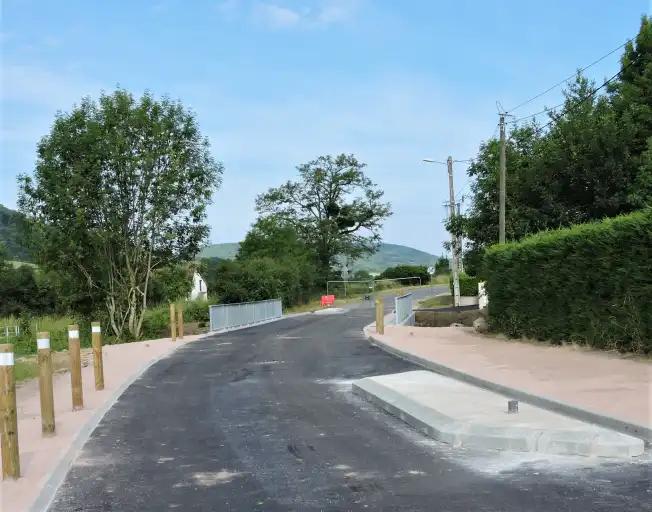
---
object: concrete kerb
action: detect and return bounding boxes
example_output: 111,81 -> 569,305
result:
352,373 -> 644,458
362,323 -> 652,445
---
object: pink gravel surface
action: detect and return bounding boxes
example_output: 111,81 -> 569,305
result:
1,334 -> 205,512
372,325 -> 652,429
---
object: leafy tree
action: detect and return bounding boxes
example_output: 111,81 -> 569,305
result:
379,264 -> 429,284
148,264 -> 194,305
19,90 -> 223,339
255,154 -> 391,282
434,255 -> 450,275
204,257 -> 314,307
456,17 -> 652,263
353,269 -> 372,280
238,216 -> 314,261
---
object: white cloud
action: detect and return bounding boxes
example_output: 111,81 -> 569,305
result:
253,2 -> 302,28
249,1 -> 361,29
1,63 -> 104,111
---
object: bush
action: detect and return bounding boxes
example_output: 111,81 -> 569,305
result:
449,272 -> 479,296
204,257 -> 315,308
483,209 -> 652,353
379,265 -> 429,284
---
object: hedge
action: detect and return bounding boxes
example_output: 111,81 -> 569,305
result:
449,272 -> 479,296
484,209 -> 652,353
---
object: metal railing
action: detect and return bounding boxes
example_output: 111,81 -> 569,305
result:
209,298 -> 283,332
394,292 -> 414,326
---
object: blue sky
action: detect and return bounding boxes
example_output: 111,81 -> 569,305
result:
1,1 -> 648,254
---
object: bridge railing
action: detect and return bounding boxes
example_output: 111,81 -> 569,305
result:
394,292 -> 414,326
209,298 -> 283,332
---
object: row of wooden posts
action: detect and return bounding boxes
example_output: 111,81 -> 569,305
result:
1,303 -> 185,480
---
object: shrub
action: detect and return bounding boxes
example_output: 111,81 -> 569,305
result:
483,209 -> 652,353
379,265 -> 429,284
449,272 -> 479,296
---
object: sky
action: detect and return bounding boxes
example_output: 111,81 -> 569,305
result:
0,1 -> 648,255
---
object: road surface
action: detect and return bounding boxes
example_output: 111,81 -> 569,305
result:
50,289 -> 651,511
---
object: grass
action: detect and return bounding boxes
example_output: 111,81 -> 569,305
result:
430,273 -> 450,285
15,358 -> 39,382
417,294 -> 453,308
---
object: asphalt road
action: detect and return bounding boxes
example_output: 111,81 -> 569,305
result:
50,289 -> 651,511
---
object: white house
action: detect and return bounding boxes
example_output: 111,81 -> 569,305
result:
189,271 -> 208,301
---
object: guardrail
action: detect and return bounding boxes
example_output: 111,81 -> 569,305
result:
394,292 -> 414,326
208,298 -> 283,332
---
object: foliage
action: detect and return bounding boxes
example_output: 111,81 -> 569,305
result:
434,256 -> 450,275
238,216 -> 315,262
201,257 -> 315,307
0,246 -> 58,317
256,154 -> 391,282
484,209 -> 652,353
19,89 -> 222,340
148,264 -> 194,305
0,205 -> 31,261
379,264 -> 429,284
352,269 -> 372,280
457,17 -> 652,256
449,272 -> 479,296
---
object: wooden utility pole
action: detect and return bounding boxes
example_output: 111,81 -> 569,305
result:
0,343 -> 20,479
177,304 -> 184,340
91,322 -> 104,390
499,113 -> 506,244
68,325 -> 83,410
447,156 -> 461,307
169,303 -> 177,341
37,332 -> 55,435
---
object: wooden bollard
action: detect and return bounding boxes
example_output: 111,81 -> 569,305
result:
0,343 -> 20,479
37,332 -> 55,436
177,303 -> 184,340
375,298 -> 384,335
91,322 -> 104,391
169,303 -> 177,341
68,325 -> 83,410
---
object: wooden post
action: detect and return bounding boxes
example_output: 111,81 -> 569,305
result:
169,303 -> 177,341
177,303 -> 184,340
91,322 -> 104,391
37,332 -> 55,436
68,324 -> 83,410
0,343 -> 20,479
375,298 -> 384,335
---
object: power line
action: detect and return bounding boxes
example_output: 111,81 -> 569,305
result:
506,39 -> 630,114
508,56 -> 635,130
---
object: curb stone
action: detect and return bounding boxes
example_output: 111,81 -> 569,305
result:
362,324 -> 651,445
352,373 -> 644,458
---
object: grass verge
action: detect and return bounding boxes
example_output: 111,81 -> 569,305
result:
417,294 -> 453,308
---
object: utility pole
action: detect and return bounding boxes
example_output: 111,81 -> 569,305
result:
447,156 -> 461,307
456,202 -> 464,274
499,113 -> 506,244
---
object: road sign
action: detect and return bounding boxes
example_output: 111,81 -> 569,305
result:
427,266 -> 435,275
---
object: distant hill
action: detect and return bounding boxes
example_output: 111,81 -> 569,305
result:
198,242 -> 436,274
198,242 -> 240,260
0,204 -> 31,261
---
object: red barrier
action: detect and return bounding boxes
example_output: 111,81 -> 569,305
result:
320,295 -> 335,307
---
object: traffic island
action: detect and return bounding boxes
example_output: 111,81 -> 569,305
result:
353,370 -> 644,458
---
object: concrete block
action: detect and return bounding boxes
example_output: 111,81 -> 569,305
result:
353,370 -> 644,458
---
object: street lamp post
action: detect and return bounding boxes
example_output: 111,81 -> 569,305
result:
423,158 -> 460,307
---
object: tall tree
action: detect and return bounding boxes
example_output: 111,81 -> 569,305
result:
457,17 -> 652,273
256,154 -> 391,281
19,90 -> 222,339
